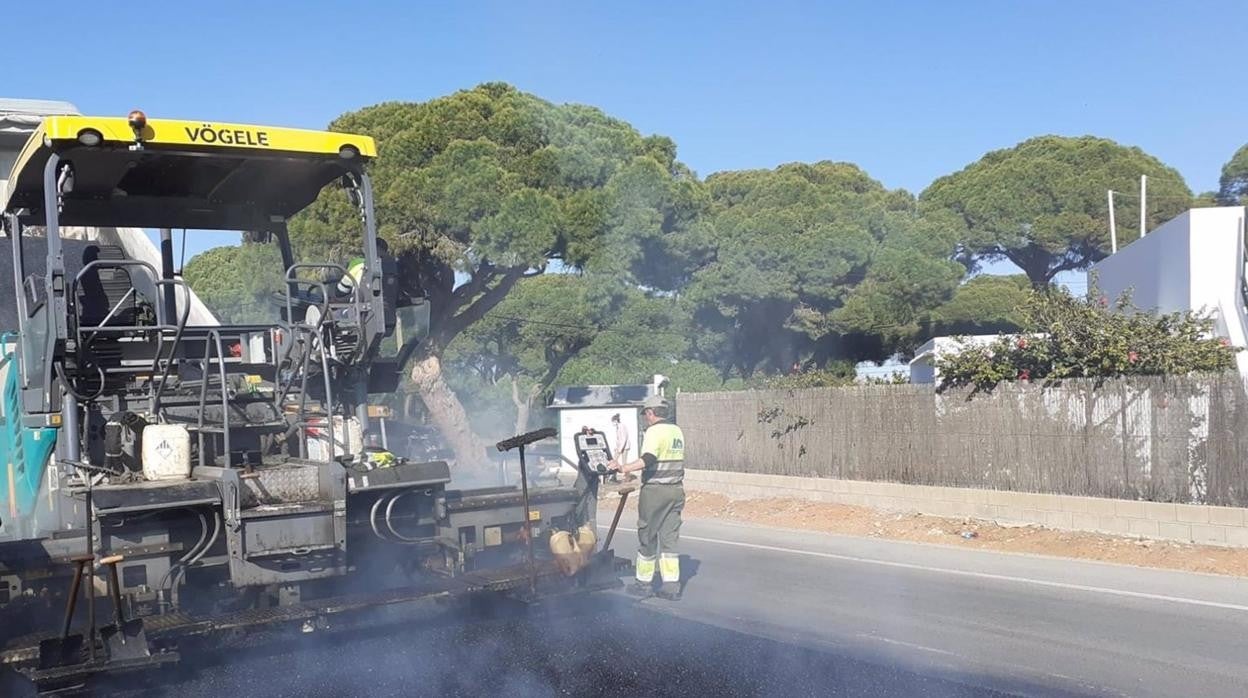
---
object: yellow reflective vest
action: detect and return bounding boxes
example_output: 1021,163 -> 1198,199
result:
641,421 -> 685,485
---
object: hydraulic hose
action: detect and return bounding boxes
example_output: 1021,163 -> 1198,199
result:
369,491 -> 393,542
158,508 -> 208,595
384,489 -> 428,543
170,509 -> 221,594
54,360 -> 106,402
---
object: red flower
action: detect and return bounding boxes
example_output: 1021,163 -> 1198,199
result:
1128,351 -> 1139,363
1098,296 -> 1109,308
1018,369 -> 1031,381
1220,337 -> 1231,347
1016,337 -> 1028,349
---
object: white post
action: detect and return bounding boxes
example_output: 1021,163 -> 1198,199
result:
1140,174 -> 1148,238
1107,190 -> 1118,253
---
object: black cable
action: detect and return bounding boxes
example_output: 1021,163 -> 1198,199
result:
158,509 -> 208,594
171,509 -> 220,593
54,361 -> 106,402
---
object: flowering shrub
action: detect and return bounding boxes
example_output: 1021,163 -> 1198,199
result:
936,287 -> 1238,393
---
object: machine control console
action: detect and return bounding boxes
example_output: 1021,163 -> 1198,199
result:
574,429 -> 614,479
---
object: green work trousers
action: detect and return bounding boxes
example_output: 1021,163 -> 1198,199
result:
637,482 -> 685,557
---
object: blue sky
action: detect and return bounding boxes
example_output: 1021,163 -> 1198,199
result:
6,0 -> 1246,266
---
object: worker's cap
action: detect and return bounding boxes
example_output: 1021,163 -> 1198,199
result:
642,395 -> 668,409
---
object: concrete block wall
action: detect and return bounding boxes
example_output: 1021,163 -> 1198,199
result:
684,469 -> 1248,548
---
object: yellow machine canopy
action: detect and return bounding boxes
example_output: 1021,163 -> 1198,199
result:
4,114 -> 378,231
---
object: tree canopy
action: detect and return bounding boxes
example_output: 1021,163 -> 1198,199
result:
182,242 -> 283,324
292,82 -> 703,354
687,162 -> 963,375
920,136 -> 1193,288
288,83 -> 702,463
1217,143 -> 1248,205
180,84 -> 1215,462
443,274 -> 599,436
929,274 -> 1030,336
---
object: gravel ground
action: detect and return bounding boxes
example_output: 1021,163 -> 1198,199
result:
609,491 -> 1248,578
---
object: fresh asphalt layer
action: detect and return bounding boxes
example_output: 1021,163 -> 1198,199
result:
606,517 -> 1248,698
7,516 -> 1244,697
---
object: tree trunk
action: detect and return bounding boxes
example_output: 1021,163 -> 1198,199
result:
1025,260 -> 1052,290
508,377 -> 525,436
410,354 -> 489,469
509,379 -> 542,437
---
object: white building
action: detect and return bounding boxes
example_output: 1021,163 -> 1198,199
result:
1088,206 -> 1248,377
909,334 -> 1025,384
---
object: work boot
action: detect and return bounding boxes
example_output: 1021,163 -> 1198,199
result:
626,581 -> 653,598
656,582 -> 682,601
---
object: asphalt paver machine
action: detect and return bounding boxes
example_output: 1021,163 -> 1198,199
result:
0,111 -> 623,693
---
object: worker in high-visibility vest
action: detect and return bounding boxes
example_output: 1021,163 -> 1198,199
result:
608,395 -> 685,600
334,256 -> 365,299
332,237 -> 388,301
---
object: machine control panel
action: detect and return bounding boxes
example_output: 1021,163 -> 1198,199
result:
574,429 -> 614,478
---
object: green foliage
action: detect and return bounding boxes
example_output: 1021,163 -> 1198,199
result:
1193,191 -> 1221,208
557,357 -> 737,394
936,288 -> 1238,394
688,161 -> 963,376
921,136 -> 1193,287
448,274 -> 599,386
862,372 -> 910,385
750,362 -> 858,389
526,280 -> 738,393
1217,144 -> 1248,205
176,86 -> 1213,447
444,273 -> 742,431
291,83 -> 703,356
182,243 -> 284,323
930,274 -> 1030,335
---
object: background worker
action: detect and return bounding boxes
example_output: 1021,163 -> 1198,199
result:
608,396 -> 685,600
611,413 -> 632,482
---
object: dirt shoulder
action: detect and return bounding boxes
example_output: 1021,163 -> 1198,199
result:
598,490 -> 1248,578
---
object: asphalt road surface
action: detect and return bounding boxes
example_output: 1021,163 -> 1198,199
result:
11,518 -> 1248,697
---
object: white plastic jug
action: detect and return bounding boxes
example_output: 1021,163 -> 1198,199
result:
142,424 -> 192,480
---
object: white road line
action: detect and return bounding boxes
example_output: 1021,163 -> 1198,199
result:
859,634 -> 957,657
602,525 -> 1248,614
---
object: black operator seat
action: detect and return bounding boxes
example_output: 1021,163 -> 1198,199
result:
78,245 -> 152,327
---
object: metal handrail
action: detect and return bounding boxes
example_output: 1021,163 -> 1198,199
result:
0,333 -> 17,380
276,265 -> 360,461
71,259 -> 163,327
65,257 -> 196,413
283,263 -> 368,364
274,280 -> 339,462
274,278 -> 332,407
148,278 -> 196,414
194,329 -> 232,468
